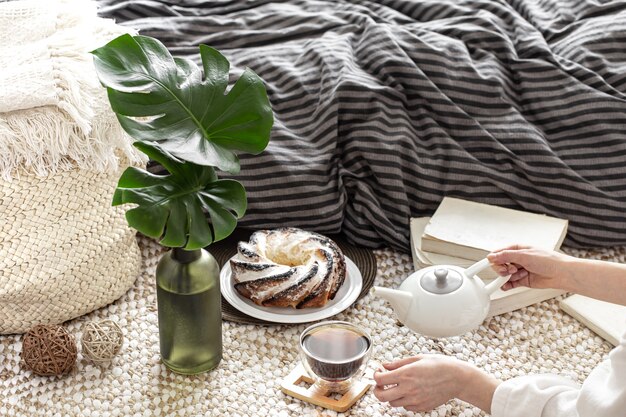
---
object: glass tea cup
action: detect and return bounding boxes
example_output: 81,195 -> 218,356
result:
299,321 -> 372,394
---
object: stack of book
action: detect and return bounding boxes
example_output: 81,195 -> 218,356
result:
410,197 -> 569,317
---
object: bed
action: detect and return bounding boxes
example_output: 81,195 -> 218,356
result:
97,0 -> 626,251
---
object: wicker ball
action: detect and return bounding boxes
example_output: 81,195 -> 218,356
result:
21,325 -> 77,376
81,320 -> 124,363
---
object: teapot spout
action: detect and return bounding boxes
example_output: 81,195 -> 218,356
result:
370,287 -> 413,322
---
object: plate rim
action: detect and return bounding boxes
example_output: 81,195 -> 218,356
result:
220,256 -> 363,324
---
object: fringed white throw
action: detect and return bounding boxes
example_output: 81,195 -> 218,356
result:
0,0 -> 143,334
0,0 -> 141,180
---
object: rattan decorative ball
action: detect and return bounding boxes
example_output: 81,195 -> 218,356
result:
21,325 -> 77,376
81,320 -> 124,363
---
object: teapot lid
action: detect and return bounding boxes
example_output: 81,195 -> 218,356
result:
420,268 -> 463,294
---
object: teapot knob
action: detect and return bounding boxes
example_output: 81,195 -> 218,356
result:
420,267 -> 463,294
434,269 -> 448,281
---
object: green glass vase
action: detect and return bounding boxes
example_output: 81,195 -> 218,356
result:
156,247 -> 222,374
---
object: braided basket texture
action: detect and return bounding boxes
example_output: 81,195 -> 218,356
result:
0,166 -> 141,334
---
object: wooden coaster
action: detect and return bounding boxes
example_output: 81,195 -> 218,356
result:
280,363 -> 373,412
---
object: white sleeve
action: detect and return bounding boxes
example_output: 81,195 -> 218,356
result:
490,374 -> 580,417
491,332 -> 626,417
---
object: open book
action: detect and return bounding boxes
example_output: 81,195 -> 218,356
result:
421,197 -> 569,261
411,217 -> 565,317
560,295 -> 626,346
411,217 -> 498,279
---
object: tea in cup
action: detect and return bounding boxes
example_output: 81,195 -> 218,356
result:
299,321 -> 372,394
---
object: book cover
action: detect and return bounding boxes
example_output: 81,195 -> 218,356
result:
422,197 -> 568,261
488,286 -> 565,318
560,294 -> 626,346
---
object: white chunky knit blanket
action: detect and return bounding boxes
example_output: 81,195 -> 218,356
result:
0,0 -> 140,179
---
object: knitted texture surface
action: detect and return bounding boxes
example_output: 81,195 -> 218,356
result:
0,167 -> 142,334
0,237 -> 618,416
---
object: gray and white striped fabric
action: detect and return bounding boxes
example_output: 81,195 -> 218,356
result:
97,0 -> 626,251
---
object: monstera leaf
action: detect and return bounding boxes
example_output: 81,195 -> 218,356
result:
113,142 -> 246,249
92,34 -> 273,174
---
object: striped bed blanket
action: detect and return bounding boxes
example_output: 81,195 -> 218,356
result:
97,0 -> 626,251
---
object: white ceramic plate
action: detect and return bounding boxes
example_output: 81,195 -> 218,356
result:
220,256 -> 362,324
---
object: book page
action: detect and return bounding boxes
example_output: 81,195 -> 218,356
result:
411,217 -> 500,279
411,218 -> 474,266
424,197 -> 568,252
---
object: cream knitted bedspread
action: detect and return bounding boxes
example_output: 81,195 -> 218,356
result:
0,237 -> 618,417
0,0 -> 140,180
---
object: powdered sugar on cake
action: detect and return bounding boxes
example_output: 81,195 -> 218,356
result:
230,228 -> 346,309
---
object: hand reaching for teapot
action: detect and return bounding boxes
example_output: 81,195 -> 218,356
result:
487,245 -> 572,291
373,354 -> 499,413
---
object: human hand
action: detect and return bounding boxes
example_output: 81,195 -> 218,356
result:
373,355 -> 462,412
487,245 -> 573,291
372,354 -> 497,413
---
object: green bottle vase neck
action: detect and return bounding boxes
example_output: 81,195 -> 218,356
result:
171,248 -> 202,263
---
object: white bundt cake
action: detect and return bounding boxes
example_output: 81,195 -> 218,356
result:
230,228 -> 347,309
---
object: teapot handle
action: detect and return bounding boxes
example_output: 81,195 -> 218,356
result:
483,274 -> 510,295
464,258 -> 510,296
464,258 -> 491,278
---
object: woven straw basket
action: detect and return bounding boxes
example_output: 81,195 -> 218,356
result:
0,166 -> 141,334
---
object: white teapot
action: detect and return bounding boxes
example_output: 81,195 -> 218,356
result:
370,259 -> 508,338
